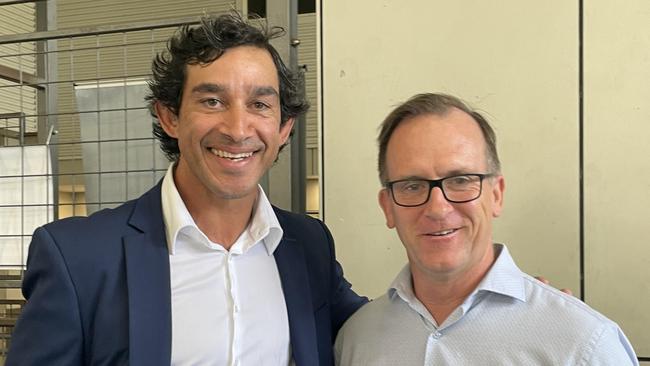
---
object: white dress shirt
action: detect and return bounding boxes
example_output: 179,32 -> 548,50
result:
335,244 -> 638,366
161,164 -> 291,366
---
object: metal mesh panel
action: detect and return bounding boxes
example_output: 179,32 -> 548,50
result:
52,29 -> 177,216
0,2 -> 236,270
0,3 -> 37,139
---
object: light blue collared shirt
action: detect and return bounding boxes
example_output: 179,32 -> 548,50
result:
335,244 -> 638,366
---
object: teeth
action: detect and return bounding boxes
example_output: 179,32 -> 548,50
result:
210,149 -> 253,160
431,229 -> 455,236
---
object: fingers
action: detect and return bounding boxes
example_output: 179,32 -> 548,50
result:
560,288 -> 573,296
535,276 -> 575,297
534,276 -> 550,285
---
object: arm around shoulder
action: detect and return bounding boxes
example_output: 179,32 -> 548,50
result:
317,220 -> 368,333
6,226 -> 84,366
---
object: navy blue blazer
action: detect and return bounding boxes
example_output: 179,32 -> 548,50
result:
6,183 -> 367,366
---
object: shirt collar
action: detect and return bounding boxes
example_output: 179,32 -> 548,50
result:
388,243 -> 526,305
160,163 -> 283,256
388,264 -> 415,302
474,243 -> 527,302
246,184 -> 283,255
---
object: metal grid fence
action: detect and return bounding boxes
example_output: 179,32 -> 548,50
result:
0,11 -> 207,269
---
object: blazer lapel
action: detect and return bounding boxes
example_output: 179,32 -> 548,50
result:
275,236 -> 319,366
123,183 -> 172,366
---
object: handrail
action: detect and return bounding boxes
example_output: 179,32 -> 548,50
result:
0,112 -> 26,145
0,16 -> 201,45
0,0 -> 45,6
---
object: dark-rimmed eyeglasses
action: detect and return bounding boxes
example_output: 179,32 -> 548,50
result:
385,174 -> 494,207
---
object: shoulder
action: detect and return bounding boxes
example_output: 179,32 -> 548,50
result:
521,274 -> 616,327
47,200 -> 135,228
518,274 -> 637,362
31,188 -> 154,266
39,182 -> 162,244
273,206 -> 333,246
273,207 -> 319,228
40,199 -> 138,244
335,295 -> 386,346
335,294 -> 428,365
338,294 -> 399,338
24,193 -> 158,301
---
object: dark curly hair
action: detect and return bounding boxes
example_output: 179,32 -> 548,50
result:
146,12 -> 309,161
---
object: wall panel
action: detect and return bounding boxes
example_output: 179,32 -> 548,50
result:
584,0 -> 650,356
322,0 -> 647,358
322,0 -> 579,299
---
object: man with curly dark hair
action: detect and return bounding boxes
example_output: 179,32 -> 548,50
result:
7,12 -> 366,366
147,14 -> 308,162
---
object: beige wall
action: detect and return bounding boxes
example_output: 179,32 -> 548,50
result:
584,0 -> 650,356
322,0 -> 647,358
323,0 -> 579,295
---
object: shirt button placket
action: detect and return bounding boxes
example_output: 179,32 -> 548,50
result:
424,330 -> 442,365
227,253 -> 239,365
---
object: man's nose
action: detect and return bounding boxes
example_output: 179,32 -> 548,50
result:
423,187 -> 453,218
219,104 -> 252,142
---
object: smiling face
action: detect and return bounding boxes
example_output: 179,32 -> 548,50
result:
378,108 -> 505,283
157,46 -> 293,205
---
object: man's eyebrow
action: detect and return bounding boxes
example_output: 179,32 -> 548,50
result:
191,83 -> 226,94
392,170 -> 477,181
252,86 -> 279,98
388,175 -> 427,182
190,84 -> 278,98
444,169 -> 476,176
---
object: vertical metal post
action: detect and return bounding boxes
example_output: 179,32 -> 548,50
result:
45,0 -> 59,220
288,0 -> 306,215
35,0 -> 47,145
236,0 -> 247,16
266,0 -> 292,211
19,113 -> 25,146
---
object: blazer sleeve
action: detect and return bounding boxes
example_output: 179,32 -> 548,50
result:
318,220 -> 369,336
6,226 -> 84,366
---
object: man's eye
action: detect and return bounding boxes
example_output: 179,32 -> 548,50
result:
202,98 -> 222,107
401,181 -> 427,192
449,176 -> 471,185
252,101 -> 270,110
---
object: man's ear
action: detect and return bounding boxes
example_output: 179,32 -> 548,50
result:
279,118 -> 295,145
490,175 -> 505,218
154,102 -> 180,138
378,188 -> 396,228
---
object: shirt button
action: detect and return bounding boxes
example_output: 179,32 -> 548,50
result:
234,304 -> 239,313
433,331 -> 442,339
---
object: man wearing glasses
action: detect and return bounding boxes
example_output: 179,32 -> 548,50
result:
334,93 -> 638,365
